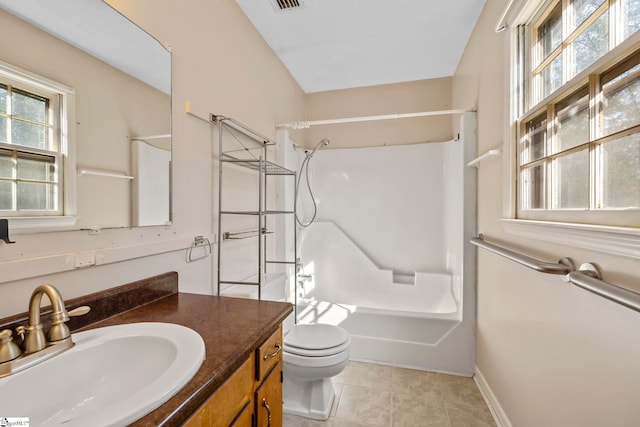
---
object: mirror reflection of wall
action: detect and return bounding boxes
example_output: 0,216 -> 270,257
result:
0,1 -> 171,231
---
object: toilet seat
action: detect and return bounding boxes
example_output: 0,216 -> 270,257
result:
284,324 -> 350,357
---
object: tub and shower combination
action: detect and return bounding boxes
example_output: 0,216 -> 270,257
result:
273,112 -> 478,375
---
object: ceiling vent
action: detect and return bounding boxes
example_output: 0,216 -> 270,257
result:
270,0 -> 304,12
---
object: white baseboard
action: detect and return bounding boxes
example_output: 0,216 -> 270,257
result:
473,366 -> 513,427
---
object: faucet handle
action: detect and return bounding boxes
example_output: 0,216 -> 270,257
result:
68,306 -> 91,317
0,329 -> 22,363
47,306 -> 91,343
15,325 -> 25,340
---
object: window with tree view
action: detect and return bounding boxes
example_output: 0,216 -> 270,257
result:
0,79 -> 63,216
517,0 -> 640,227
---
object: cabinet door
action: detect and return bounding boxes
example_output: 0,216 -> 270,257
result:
255,362 -> 282,427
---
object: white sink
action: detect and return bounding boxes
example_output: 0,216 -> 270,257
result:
0,322 -> 206,426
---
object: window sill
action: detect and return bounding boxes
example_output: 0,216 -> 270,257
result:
501,219 -> 640,260
8,216 -> 79,232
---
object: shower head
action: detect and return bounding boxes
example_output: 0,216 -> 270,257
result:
307,138 -> 330,157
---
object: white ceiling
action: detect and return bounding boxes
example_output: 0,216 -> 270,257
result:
234,0 -> 487,93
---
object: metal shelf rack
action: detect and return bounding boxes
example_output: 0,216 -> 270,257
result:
216,116 -> 297,300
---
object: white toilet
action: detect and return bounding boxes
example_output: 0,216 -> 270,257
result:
282,323 -> 351,420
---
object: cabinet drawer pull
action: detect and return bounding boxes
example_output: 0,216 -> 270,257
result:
263,342 -> 281,361
262,397 -> 272,427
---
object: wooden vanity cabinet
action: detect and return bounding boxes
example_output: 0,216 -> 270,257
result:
183,324 -> 283,427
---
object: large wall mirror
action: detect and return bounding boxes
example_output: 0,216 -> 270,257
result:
0,0 -> 171,230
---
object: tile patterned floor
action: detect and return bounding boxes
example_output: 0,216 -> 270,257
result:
283,361 -> 497,427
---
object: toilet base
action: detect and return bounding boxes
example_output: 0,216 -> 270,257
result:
283,375 -> 335,420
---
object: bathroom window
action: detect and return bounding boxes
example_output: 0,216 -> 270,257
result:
515,0 -> 640,228
0,63 -> 74,222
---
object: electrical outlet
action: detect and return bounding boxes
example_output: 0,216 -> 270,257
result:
75,252 -> 96,268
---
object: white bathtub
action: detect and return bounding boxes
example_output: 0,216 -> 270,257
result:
296,265 -> 461,348
295,289 -> 466,373
297,298 -> 459,344
297,221 -> 471,373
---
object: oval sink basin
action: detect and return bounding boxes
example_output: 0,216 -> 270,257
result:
0,322 -> 205,426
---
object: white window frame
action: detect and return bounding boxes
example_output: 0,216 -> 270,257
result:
0,60 -> 77,230
501,0 -> 640,260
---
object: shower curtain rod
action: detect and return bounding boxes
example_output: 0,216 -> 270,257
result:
495,0 -> 515,32
275,108 -> 470,130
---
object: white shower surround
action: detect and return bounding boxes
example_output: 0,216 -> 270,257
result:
312,144 -> 452,272
276,112 -> 477,374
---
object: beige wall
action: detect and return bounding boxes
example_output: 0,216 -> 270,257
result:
0,0 -> 305,317
453,1 -> 640,426
305,78 -> 454,148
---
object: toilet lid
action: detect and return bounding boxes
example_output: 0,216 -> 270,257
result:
284,324 -> 350,357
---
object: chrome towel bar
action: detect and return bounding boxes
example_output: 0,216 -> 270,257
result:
223,228 -> 272,240
471,234 -> 640,313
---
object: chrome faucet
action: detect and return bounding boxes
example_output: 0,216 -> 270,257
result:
0,284 -> 89,377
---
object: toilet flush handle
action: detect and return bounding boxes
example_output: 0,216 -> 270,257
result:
263,342 -> 281,361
